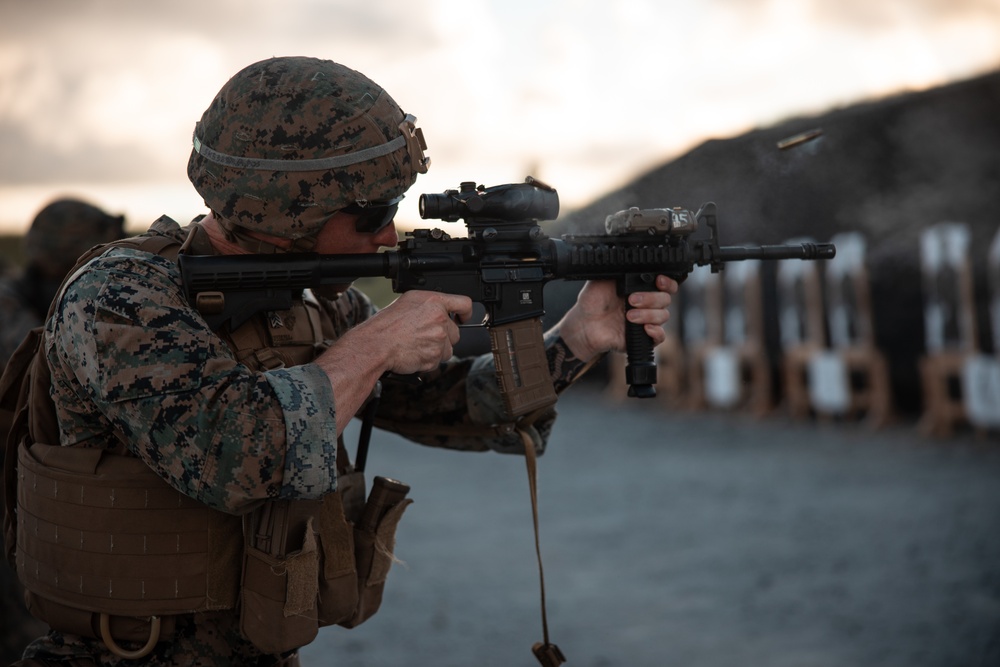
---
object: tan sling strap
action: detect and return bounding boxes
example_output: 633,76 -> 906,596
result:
372,354 -> 600,666
515,354 -> 601,667
513,405 -> 565,667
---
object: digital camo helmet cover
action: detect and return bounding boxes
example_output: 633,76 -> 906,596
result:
187,56 -> 429,240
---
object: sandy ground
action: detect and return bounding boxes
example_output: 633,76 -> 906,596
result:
301,384 -> 1000,667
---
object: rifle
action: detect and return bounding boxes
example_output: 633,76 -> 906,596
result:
178,177 -> 835,419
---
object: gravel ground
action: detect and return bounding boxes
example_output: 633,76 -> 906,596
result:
301,384 -> 1000,667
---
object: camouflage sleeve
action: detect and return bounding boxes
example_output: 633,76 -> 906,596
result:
373,328 -> 593,456
45,248 -> 339,514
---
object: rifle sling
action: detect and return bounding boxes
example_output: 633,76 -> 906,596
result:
516,408 -> 566,667
377,354 -> 600,666
515,353 -> 599,667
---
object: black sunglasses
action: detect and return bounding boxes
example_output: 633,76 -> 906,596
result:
343,196 -> 403,234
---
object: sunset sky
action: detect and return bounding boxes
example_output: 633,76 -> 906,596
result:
1,0 -> 999,233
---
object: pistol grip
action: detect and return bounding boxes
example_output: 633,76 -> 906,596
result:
489,318 -> 558,418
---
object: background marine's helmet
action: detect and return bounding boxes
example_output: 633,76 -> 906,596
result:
187,56 -> 430,242
24,198 -> 126,278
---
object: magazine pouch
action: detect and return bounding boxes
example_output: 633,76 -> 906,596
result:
339,476 -> 412,628
314,469 -> 362,625
240,499 -> 321,654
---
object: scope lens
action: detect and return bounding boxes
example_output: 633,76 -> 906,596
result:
419,193 -> 451,219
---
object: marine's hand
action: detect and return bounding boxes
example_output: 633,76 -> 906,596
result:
556,275 -> 678,362
314,290 -> 473,435
362,290 -> 474,375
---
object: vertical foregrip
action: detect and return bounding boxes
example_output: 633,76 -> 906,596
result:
552,240 -> 682,397
621,273 -> 658,398
624,308 -> 657,398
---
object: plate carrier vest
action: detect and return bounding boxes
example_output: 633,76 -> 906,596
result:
0,217 -> 409,659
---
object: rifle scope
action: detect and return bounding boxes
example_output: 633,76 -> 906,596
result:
419,180 -> 559,223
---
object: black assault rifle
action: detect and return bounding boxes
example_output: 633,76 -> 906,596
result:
178,178 -> 835,419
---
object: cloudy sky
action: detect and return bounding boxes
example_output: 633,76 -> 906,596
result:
1,0 -> 999,233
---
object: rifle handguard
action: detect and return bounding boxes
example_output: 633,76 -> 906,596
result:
489,318 -> 558,418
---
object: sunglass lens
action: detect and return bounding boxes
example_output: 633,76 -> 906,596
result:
353,202 -> 399,234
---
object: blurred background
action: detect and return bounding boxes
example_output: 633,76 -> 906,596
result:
2,1 -> 1000,665
1,0 -> 999,232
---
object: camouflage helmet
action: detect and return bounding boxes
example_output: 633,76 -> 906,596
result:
187,56 -> 430,241
24,198 -> 126,278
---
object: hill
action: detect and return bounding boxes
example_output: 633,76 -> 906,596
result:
550,69 -> 1000,414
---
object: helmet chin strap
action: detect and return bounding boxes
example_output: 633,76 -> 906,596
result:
216,215 -> 318,254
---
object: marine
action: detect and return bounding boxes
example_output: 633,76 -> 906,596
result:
0,198 -> 126,370
4,56 -> 677,666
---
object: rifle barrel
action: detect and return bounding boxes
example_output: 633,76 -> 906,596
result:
716,242 -> 835,262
